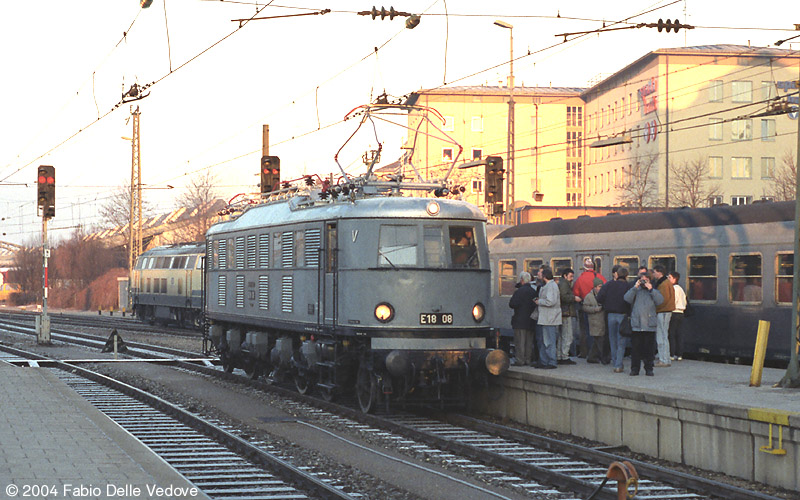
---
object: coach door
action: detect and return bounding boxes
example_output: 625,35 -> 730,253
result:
319,222 -> 338,330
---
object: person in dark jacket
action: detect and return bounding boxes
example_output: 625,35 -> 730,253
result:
509,272 -> 536,365
557,268 -> 578,365
623,270 -> 664,376
597,266 -> 633,373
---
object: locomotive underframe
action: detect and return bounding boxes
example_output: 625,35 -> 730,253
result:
205,318 -> 500,411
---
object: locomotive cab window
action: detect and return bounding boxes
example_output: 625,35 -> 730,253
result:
730,253 -> 762,303
776,253 -> 793,304
449,225 -> 478,268
688,255 -> 718,301
499,259 -> 517,296
423,226 -> 446,268
379,225 -> 418,267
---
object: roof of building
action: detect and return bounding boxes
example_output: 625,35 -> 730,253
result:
412,85 -> 586,97
582,44 -> 800,98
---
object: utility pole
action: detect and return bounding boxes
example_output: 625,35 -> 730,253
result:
127,106 -> 142,311
495,20 -> 514,224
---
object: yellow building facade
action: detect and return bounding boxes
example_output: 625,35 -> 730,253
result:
405,86 -> 586,218
583,45 -> 800,208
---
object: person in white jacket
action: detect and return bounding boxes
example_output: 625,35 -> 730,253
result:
534,268 -> 562,369
668,271 -> 687,361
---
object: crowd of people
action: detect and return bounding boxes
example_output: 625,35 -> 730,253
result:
508,258 -> 688,376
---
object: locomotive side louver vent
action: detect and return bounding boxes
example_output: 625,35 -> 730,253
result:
281,275 -> 293,313
235,275 -> 245,308
282,231 -> 294,268
258,275 -> 269,310
235,236 -> 245,269
305,228 -> 321,267
258,233 -> 269,268
218,275 -> 227,307
206,241 -> 213,269
218,239 -> 227,270
246,235 -> 257,268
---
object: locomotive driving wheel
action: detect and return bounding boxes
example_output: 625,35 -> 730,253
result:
294,372 -> 312,395
356,362 -> 378,413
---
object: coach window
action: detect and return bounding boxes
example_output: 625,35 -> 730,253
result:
524,258 -> 543,277
776,253 -> 793,304
146,278 -> 151,293
688,255 -> 717,301
161,278 -> 168,294
423,226 -> 446,268
178,278 -> 183,295
648,255 -> 676,275
499,260 -> 517,296
550,258 -> 572,276
730,254 -> 762,303
186,256 -> 197,269
449,225 -> 478,268
379,225 -> 418,267
614,256 -> 640,282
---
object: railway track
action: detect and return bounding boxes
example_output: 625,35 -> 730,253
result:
0,320 -> 786,500
0,345 -> 355,500
0,310 -> 199,337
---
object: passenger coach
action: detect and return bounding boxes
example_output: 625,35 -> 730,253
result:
488,202 -> 796,363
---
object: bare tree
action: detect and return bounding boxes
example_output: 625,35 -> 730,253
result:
769,151 -> 797,202
668,156 -> 723,208
98,181 -> 153,229
8,240 -> 42,304
618,153 -> 660,209
168,170 -> 221,243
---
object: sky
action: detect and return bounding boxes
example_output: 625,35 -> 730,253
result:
1,0 -> 798,245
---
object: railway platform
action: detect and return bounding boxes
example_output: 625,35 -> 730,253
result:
0,361 -> 210,500
474,358 -> 800,492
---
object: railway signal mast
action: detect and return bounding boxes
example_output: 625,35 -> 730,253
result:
36,165 -> 55,344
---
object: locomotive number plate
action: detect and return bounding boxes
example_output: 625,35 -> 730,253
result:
420,313 -> 453,325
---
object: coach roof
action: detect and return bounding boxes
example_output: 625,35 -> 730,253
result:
496,201 -> 794,240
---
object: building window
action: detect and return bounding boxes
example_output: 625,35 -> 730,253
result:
761,157 -> 776,179
762,81 -> 776,102
442,148 -> 453,162
709,80 -> 723,102
443,116 -> 454,131
471,116 -> 483,132
471,179 -> 483,193
566,162 -> 582,189
567,106 -> 583,126
709,118 -> 723,141
761,196 -> 775,202
621,97 -> 626,117
731,157 -> 752,179
566,193 -> 580,206
709,156 -> 723,178
731,195 -> 752,205
708,195 -> 723,206
566,131 -> 582,157
472,148 -> 482,160
732,81 -> 753,102
731,119 -> 752,141
761,119 -> 776,141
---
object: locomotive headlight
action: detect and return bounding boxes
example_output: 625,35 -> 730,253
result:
375,302 -> 394,323
471,303 -> 485,323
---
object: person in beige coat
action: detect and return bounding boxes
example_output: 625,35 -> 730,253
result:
584,279 -> 607,364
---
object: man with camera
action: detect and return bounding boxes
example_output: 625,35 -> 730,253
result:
623,270 -> 664,376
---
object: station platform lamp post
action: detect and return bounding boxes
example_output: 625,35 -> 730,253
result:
495,20 -> 515,225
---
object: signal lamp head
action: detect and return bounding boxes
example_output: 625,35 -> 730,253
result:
374,303 -> 394,323
426,200 -> 440,216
